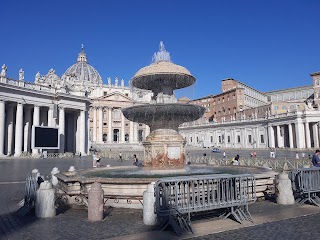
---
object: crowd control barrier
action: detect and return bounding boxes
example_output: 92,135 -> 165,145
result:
154,174 -> 256,235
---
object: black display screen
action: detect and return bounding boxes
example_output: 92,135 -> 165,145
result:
33,126 -> 59,149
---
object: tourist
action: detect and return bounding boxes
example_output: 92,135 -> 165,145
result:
92,152 -> 97,167
301,152 -> 305,159
295,152 -> 299,159
253,151 -> 257,158
232,154 -> 240,165
223,151 -> 226,159
79,152 -> 81,161
312,150 -> 320,167
250,152 -> 253,158
133,154 -> 139,166
118,152 -> 122,162
96,153 -> 101,167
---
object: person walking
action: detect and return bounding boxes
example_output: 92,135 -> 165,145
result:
79,152 -> 82,161
223,151 -> 226,159
133,154 -> 139,166
312,150 -> 320,167
92,152 -> 97,168
118,152 -> 123,162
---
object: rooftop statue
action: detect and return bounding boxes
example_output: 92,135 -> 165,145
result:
1,64 -> 7,77
19,68 -> 24,81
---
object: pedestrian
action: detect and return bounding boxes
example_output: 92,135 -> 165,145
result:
301,152 -> 305,159
92,152 -> 97,168
232,154 -> 240,165
133,154 -> 138,166
250,152 -> 253,158
119,152 -> 122,162
295,152 -> 299,159
253,151 -> 257,158
223,151 -> 226,159
312,150 -> 320,167
79,152 -> 81,161
96,153 -> 101,167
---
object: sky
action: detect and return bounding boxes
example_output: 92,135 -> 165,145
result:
1,0 -> 320,99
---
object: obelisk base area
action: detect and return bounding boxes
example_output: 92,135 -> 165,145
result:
143,129 -> 186,169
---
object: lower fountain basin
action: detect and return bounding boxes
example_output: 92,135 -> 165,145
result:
56,165 -> 276,209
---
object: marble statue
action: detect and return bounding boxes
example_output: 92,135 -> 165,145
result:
115,77 -> 118,86
121,79 -> 124,87
35,71 -> 41,82
19,69 -> 24,81
107,77 -> 111,85
1,64 -> 7,77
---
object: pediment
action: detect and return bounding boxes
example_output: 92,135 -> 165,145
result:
99,91 -> 133,102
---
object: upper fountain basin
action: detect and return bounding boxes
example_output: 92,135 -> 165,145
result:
122,103 -> 205,131
131,61 -> 195,91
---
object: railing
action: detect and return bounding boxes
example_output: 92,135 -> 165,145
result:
154,174 -> 256,235
290,168 -> 320,207
188,156 -> 311,171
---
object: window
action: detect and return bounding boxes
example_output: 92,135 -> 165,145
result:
210,136 -> 213,142
113,109 -> 120,120
282,105 -> 287,110
103,123 -> 107,126
190,137 -> 192,143
125,93 -> 128,96
139,124 -> 143,127
248,135 -> 252,143
274,106 -> 279,111
219,136 -> 221,143
260,135 -> 264,144
227,136 -> 230,143
196,137 -> 199,142
237,136 -> 241,143
104,92 -> 108,96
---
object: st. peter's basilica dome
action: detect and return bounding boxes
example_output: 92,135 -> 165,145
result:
61,46 -> 102,89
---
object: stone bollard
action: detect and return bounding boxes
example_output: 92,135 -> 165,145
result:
88,182 -> 104,221
35,181 -> 56,218
51,167 -> 60,187
275,172 -> 295,205
143,182 -> 157,226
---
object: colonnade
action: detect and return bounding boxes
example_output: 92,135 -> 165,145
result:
268,121 -> 317,149
90,106 -> 150,143
0,100 -> 87,156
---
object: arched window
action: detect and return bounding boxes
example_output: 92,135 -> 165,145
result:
113,109 -> 120,120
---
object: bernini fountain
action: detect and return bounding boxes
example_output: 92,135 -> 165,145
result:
122,41 -> 205,169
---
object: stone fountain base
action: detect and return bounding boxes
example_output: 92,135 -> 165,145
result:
143,129 -> 186,169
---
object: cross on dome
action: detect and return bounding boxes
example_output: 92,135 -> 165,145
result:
77,44 -> 88,63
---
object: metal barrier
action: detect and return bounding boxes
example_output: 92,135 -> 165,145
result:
290,168 -> 320,207
16,172 -> 41,216
155,174 -> 256,235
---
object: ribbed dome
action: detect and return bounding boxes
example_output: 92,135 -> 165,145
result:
62,46 -> 102,86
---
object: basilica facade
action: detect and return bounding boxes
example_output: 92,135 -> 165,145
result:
0,47 -> 151,156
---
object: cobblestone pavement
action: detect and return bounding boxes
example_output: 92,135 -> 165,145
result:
1,157 -> 320,240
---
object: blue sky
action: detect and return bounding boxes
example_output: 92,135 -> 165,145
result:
1,0 -> 319,99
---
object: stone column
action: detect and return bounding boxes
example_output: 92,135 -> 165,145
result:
58,107 -> 65,153
32,105 -> 40,155
268,125 -> 275,148
79,110 -> 86,155
133,123 -> 138,143
88,182 -> 104,221
145,125 -> 150,139
48,106 -> 53,127
93,107 -> 97,142
23,107 -> 32,152
98,107 -> 103,143
129,121 -> 134,143
288,123 -> 294,149
143,182 -> 157,225
14,103 -> 24,157
35,181 -> 56,218
121,111 -> 125,143
276,125 -> 281,148
313,123 -> 319,148
108,107 -> 112,143
295,121 -> 305,149
0,100 -> 5,156
305,122 -> 311,149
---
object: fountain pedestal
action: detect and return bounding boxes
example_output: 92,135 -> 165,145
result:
143,129 -> 186,169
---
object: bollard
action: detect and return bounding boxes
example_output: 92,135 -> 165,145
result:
143,182 -> 157,226
275,172 -> 295,205
51,167 -> 60,187
35,181 -> 56,218
88,182 -> 104,221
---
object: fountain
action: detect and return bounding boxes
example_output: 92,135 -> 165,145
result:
55,42 -> 276,209
122,41 -> 205,169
